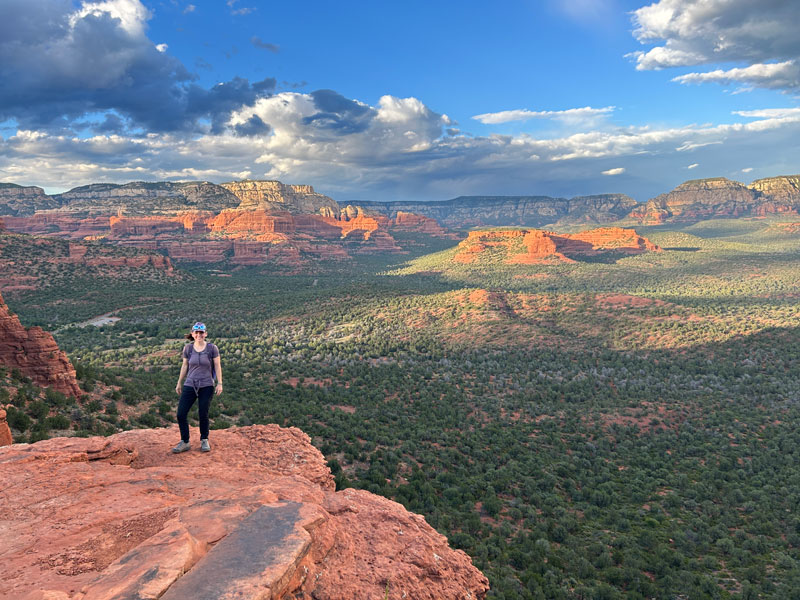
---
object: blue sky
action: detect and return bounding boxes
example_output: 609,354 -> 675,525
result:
1,0 -> 798,203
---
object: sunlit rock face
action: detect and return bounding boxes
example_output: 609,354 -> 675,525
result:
748,175 -> 800,205
0,425 -> 489,600
0,178 -> 443,267
0,291 -> 81,398
221,180 -> 341,215
630,176 -> 800,224
454,227 -> 660,264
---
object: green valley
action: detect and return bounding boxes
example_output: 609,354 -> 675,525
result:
4,215 -> 800,599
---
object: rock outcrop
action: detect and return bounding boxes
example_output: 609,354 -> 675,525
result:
50,181 -> 241,215
630,175 -> 800,224
0,424 -> 489,600
0,409 -> 12,446
0,292 -> 81,397
361,194 -> 638,228
0,183 -> 58,216
454,227 -> 660,264
222,180 -> 340,215
393,211 -> 452,236
749,175 -> 800,204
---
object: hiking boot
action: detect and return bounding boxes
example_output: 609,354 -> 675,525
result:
200,439 -> 211,452
171,440 -> 190,453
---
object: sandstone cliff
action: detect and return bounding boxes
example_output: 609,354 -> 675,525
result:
222,180 -> 340,214
454,227 -> 660,264
51,181 -> 241,215
0,183 -> 59,216
630,175 -> 800,224
0,291 -> 81,397
0,424 -> 489,600
360,193 -> 638,228
749,175 -> 800,204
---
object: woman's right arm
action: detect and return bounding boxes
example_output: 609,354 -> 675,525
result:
176,357 -> 188,394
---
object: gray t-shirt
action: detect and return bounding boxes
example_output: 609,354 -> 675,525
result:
182,343 -> 219,389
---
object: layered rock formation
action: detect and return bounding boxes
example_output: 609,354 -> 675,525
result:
222,180 -> 340,215
0,424 -> 489,600
630,175 -> 800,224
0,183 -> 58,216
361,194 -> 638,228
0,291 -> 81,397
51,181 -> 241,215
454,227 -> 660,264
393,211 -> 452,236
0,232 -> 176,290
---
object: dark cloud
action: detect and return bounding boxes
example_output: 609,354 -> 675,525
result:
251,36 -> 279,53
232,114 -> 272,137
94,113 -> 129,134
0,0 -> 275,133
303,89 -> 376,134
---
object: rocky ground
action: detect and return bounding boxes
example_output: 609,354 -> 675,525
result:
0,424 -> 489,600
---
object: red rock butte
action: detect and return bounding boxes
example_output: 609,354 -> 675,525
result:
0,291 -> 81,397
0,424 -> 489,600
454,227 -> 660,264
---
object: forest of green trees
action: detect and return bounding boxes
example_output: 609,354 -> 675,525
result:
4,216 -> 800,599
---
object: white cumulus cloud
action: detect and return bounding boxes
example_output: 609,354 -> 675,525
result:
4,91 -> 800,203
631,0 -> 800,91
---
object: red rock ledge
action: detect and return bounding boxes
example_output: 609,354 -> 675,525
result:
0,424 -> 489,600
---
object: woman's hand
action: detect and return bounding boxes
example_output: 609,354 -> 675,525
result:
175,383 -> 182,394
215,383 -> 223,396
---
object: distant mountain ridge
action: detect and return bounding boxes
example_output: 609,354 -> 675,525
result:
2,174 -> 800,226
358,193 -> 638,228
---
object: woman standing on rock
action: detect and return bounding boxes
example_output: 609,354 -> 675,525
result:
173,322 -> 222,453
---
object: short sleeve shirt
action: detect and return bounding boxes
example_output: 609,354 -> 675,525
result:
182,343 -> 219,388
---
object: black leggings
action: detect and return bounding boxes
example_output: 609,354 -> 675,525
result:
177,385 -> 214,442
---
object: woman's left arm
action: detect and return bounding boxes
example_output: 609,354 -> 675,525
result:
214,355 -> 223,395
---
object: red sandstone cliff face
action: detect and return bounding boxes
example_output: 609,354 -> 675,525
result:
0,409 -> 12,446
221,180 -> 340,214
0,292 -> 81,397
2,203 -> 430,268
4,212 -> 112,239
454,227 -> 660,264
393,211 -> 451,236
0,425 -> 489,600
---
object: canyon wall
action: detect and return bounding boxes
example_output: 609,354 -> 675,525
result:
221,180 -> 340,214
0,291 -> 81,397
360,193 -> 638,228
630,175 -> 800,224
50,181 -> 242,215
0,183 -> 59,216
